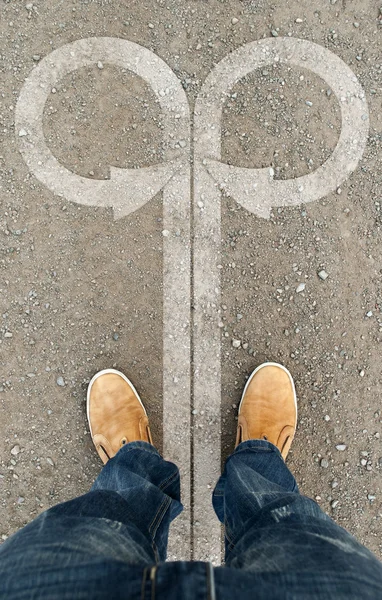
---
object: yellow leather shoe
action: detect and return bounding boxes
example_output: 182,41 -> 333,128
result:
87,368 -> 153,464
236,362 -> 297,460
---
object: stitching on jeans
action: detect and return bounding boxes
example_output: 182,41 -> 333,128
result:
158,470 -> 179,491
151,541 -> 160,565
158,470 -> 178,490
150,566 -> 157,600
149,497 -> 172,560
225,527 -> 236,549
149,495 -> 171,537
148,497 -> 168,534
151,496 -> 171,539
206,563 -> 211,600
206,562 -> 217,600
234,446 -> 274,454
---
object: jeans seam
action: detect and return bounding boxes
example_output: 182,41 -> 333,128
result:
158,470 -> 179,492
225,527 -> 236,550
206,562 -> 216,600
148,495 -> 171,539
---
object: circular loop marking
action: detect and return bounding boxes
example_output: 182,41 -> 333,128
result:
16,37 -> 190,218
195,37 -> 369,218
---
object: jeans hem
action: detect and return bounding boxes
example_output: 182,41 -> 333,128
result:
116,440 -> 160,457
234,439 -> 283,458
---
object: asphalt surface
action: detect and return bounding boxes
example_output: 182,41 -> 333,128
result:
0,0 -> 381,561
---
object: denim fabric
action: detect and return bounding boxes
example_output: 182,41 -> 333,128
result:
0,439 -> 381,599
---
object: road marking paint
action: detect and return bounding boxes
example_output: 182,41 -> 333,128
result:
198,38 -> 369,218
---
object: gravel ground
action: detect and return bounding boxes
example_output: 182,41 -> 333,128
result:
0,0 -> 381,559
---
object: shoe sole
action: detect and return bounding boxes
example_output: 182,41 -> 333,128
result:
86,368 -> 147,439
238,362 -> 298,421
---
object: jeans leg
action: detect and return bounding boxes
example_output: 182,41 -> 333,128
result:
213,440 -> 382,589
0,442 -> 182,598
89,441 -> 182,561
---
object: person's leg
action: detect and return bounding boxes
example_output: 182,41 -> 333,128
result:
213,363 -> 382,597
0,370 -> 182,598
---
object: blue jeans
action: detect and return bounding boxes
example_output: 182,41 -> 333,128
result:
0,440 -> 381,599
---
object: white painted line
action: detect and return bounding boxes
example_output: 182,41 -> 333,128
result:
16,37 -> 191,560
193,37 -> 368,562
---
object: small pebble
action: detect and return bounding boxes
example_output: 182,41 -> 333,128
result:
331,500 -> 339,509
162,230 -> 170,237
56,376 -> 65,387
232,339 -> 241,349
305,100 -> 313,107
18,129 -> 27,137
231,17 -> 239,24
318,270 -> 328,281
271,30 -> 278,37
17,497 -> 25,505
295,18 -> 303,23
336,444 -> 347,451
4,332 -> 13,338
296,283 -> 306,293
366,311 -> 373,317
11,445 -> 20,456
359,370 -> 365,378
97,61 -> 104,69
113,333 -> 119,341
320,458 -> 329,468
46,458 -> 54,467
